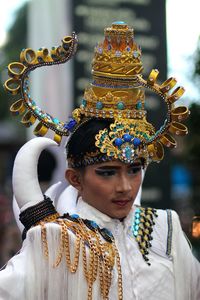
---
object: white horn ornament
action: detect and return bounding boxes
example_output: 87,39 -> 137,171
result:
13,137 -> 58,211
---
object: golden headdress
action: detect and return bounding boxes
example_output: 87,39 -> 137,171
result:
4,22 -> 189,166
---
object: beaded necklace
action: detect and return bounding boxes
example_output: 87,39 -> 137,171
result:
131,206 -> 158,265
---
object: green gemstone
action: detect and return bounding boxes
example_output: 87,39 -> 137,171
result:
82,99 -> 87,107
117,101 -> 125,110
136,101 -> 142,110
96,101 -> 103,109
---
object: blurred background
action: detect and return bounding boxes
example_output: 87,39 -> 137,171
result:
0,0 -> 200,267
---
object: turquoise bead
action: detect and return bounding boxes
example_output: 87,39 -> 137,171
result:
134,225 -> 139,231
82,99 -> 87,107
136,101 -> 142,110
117,101 -> 125,110
53,118 -> 59,124
90,221 -> 98,228
124,146 -> 132,160
96,101 -> 103,109
112,21 -> 127,25
135,212 -> 140,219
71,214 -> 79,219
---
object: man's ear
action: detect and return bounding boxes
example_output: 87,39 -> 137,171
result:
65,168 -> 82,192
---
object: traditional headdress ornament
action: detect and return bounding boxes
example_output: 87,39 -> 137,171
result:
4,22 -> 189,165
4,32 -> 78,144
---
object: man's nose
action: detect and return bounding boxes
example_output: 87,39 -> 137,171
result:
116,175 -> 132,193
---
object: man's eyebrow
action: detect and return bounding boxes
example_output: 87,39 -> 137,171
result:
95,162 -> 142,170
129,162 -> 142,167
95,166 -> 120,170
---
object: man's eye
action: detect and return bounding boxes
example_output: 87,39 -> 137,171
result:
95,170 -> 116,177
128,166 -> 141,174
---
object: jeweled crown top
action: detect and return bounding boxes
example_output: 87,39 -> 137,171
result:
92,21 -> 143,80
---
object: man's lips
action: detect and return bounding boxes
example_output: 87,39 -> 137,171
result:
112,199 -> 131,207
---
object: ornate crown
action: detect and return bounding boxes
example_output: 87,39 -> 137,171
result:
4,22 -> 189,166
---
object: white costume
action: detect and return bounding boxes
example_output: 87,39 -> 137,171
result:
0,199 -> 199,300
0,138 -> 199,300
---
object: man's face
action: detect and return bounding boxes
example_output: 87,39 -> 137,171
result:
77,160 -> 142,219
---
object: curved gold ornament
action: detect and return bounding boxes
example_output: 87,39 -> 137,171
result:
4,32 -> 78,144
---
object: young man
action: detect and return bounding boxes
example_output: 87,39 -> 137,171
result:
1,22 -> 199,299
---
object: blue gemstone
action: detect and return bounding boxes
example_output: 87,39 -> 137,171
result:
133,50 -> 139,58
133,138 -> 141,147
117,101 -> 125,110
135,208 -> 141,213
96,101 -> 103,109
135,212 -> 140,219
102,228 -> 113,237
64,119 -> 77,131
133,230 -> 138,236
123,134 -> 132,142
135,219 -> 140,225
112,21 -> 126,25
134,225 -> 139,231
89,220 -> 98,229
97,47 -> 103,54
115,138 -> 123,147
71,214 -> 79,219
136,101 -> 142,110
